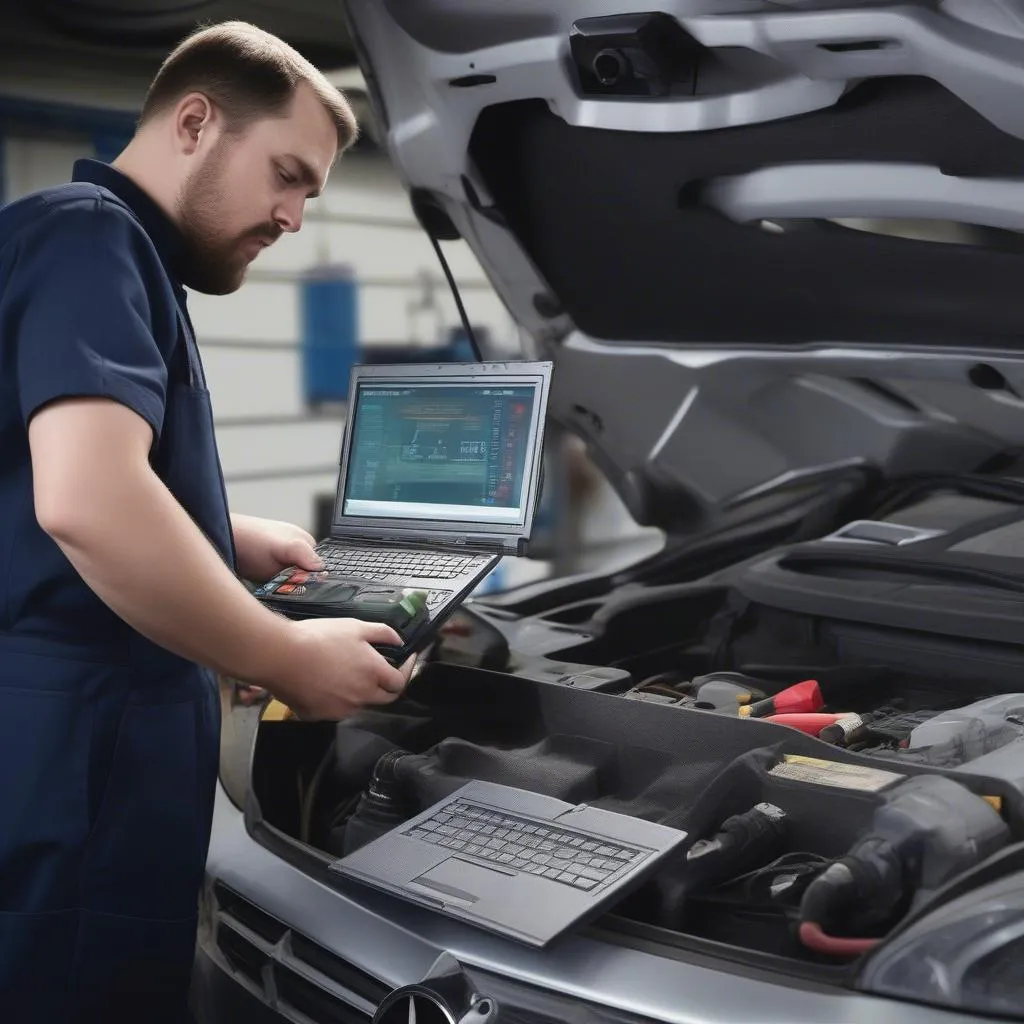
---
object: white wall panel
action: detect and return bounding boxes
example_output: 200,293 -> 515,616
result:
188,281 -> 299,343
257,221 -> 491,286
312,158 -> 414,221
5,136 -> 91,200
203,347 -> 306,419
359,283 -> 514,347
226,474 -> 338,532
254,221 -> 415,277
216,420 -> 344,478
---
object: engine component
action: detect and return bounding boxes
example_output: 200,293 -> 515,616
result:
798,775 -> 1009,957
624,670 -> 767,710
740,679 -> 823,719
342,750 -> 414,855
686,802 -> 788,883
908,694 -> 1024,748
569,13 -> 702,97
689,672 -> 767,710
767,712 -> 858,738
850,706 -> 938,749
819,708 -> 904,747
659,803 -> 789,926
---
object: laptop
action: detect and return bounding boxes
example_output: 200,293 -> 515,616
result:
330,779 -> 687,947
254,361 -> 552,662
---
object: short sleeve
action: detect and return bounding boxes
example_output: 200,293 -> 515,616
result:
9,197 -> 170,439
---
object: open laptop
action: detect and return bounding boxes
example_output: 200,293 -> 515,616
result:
330,779 -> 687,947
254,361 -> 552,662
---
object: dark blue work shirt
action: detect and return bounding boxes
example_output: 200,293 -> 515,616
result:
0,158 -> 235,659
0,160 -> 232,1014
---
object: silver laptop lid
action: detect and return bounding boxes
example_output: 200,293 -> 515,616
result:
331,362 -> 553,554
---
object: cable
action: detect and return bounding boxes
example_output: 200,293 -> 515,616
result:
798,921 -> 880,957
732,852 -> 829,901
428,232 -> 484,361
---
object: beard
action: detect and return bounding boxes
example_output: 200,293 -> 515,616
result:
175,140 -> 281,295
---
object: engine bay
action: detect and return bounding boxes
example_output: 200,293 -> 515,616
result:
248,477 -> 1024,975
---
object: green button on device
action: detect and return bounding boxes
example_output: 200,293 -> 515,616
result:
348,587 -> 430,634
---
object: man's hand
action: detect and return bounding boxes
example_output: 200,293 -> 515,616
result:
232,513 -> 322,583
278,618 -> 417,720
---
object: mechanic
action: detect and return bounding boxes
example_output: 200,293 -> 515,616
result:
0,21 -> 414,1022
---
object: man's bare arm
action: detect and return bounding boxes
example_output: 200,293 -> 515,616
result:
27,398 -> 412,713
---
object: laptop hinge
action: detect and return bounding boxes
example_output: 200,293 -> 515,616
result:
338,532 -> 524,557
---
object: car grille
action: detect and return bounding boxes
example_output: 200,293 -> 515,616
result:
211,881 -> 388,1022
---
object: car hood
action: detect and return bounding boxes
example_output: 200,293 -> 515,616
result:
343,0 -> 1024,532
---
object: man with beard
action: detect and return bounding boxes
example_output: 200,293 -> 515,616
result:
0,21 -> 415,1022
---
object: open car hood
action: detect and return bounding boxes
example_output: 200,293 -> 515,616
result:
343,0 -> 1024,532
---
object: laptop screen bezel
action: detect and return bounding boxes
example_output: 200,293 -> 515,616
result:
330,361 -> 552,542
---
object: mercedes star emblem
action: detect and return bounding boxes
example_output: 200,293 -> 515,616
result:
373,986 -> 456,1024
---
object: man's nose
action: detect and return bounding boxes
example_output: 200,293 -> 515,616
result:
273,196 -> 305,233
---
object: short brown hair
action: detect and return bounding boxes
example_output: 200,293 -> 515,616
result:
139,21 -> 358,153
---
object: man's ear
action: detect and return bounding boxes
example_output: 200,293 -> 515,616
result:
173,93 -> 216,156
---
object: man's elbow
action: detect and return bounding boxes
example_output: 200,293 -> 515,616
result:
34,483 -> 100,546
32,455 -> 127,547
27,398 -> 155,543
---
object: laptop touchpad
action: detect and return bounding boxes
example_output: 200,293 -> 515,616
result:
413,858 -> 513,903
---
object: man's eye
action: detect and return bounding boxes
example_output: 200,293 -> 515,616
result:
277,168 -> 296,185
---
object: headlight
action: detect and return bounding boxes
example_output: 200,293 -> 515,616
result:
858,871 -> 1024,1018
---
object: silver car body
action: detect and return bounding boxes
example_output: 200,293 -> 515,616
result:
197,1 -> 1024,1021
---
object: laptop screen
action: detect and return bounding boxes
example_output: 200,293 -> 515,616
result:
340,380 -> 540,526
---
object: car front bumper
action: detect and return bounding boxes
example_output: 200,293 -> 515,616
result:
196,783 -> 991,1024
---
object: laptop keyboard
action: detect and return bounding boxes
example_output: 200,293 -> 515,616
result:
319,546 -> 489,581
406,801 -> 647,891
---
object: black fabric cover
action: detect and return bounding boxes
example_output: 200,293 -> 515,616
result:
469,78 -> 1024,346
731,493 -> 1024,648
328,666 -> 1020,844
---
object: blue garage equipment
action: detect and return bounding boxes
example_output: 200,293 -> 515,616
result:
301,263 -> 359,405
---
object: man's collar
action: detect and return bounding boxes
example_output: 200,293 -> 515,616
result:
72,158 -> 185,283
